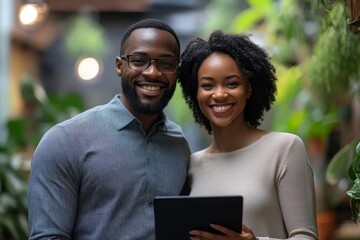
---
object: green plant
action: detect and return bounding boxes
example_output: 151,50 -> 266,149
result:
0,151 -> 28,239
346,141 -> 360,223
0,75 -> 85,239
306,1 -> 360,95
326,137 -> 360,221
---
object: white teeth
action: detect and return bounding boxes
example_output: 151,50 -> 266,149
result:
213,105 -> 231,111
141,85 -> 160,91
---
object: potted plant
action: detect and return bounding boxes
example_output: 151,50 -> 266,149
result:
347,140 -> 360,223
326,137 -> 360,223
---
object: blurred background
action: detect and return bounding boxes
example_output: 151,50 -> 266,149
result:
1,0 -> 360,239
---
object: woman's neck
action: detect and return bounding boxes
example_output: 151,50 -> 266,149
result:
209,123 -> 267,153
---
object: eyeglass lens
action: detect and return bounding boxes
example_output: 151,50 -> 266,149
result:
127,55 -> 178,73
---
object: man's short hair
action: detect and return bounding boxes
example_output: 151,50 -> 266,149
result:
120,18 -> 180,55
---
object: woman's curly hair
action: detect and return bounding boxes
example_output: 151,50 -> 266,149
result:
178,30 -> 277,134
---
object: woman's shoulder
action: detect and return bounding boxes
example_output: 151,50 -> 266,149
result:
266,131 -> 303,142
262,132 -> 305,149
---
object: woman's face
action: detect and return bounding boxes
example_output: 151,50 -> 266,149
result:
197,52 -> 252,129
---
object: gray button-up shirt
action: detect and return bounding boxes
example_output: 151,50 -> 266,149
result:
28,95 -> 190,240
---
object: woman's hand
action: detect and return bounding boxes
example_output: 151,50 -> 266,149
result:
189,224 -> 256,240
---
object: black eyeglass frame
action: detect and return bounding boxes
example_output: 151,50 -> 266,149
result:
120,54 -> 179,73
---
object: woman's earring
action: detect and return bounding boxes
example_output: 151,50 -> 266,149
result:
247,93 -> 251,99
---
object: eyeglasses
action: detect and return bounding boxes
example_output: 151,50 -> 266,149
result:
121,54 -> 179,73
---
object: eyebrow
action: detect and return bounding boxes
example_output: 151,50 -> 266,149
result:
128,52 -> 177,58
199,74 -> 242,81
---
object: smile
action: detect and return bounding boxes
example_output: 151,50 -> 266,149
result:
141,85 -> 161,91
211,104 -> 233,112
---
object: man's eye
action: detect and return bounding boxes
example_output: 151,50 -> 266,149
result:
159,61 -> 173,69
159,59 -> 177,70
130,57 -> 147,66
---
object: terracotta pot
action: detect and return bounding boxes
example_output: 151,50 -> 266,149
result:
317,211 -> 336,240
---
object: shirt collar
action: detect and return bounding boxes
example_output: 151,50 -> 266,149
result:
109,94 -> 167,132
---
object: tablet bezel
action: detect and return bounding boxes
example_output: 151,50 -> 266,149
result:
153,195 -> 243,240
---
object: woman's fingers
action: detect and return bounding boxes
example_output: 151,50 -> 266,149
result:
189,229 -> 216,239
189,224 -> 242,239
210,224 -> 239,237
189,224 -> 257,240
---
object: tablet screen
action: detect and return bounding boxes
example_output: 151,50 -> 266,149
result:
154,195 -> 243,240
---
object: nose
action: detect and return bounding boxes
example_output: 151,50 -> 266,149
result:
212,88 -> 228,100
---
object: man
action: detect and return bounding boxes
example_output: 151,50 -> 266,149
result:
28,19 -> 190,240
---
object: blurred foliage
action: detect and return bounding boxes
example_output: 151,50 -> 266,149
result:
0,155 -> 28,240
168,83 -> 193,125
201,0 -> 249,37
0,75 -> 85,239
64,12 -> 108,57
306,1 -> 360,95
271,64 -> 338,141
229,0 -> 272,33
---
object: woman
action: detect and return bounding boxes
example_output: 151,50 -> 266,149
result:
178,31 -> 318,240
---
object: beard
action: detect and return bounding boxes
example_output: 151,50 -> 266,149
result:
121,79 -> 175,115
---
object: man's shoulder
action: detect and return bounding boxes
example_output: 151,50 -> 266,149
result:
59,98 -> 119,128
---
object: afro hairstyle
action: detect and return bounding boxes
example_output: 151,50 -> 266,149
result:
178,30 -> 277,134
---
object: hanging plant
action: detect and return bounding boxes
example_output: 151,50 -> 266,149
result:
64,12 -> 108,58
306,2 -> 360,95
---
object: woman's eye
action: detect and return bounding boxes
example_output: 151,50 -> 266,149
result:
227,81 -> 240,88
200,83 -> 213,90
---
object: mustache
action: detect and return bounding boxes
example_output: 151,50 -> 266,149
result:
135,79 -> 169,88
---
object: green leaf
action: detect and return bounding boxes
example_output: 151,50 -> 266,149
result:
347,178 -> 360,200
349,141 -> 360,181
326,137 -> 360,185
230,9 -> 264,32
230,0 -> 273,32
247,0 -> 272,10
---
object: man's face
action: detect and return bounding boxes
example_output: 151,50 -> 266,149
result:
116,28 -> 179,116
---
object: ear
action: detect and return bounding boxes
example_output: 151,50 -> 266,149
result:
115,57 -> 122,76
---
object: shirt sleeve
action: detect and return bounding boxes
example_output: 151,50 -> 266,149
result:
28,125 -> 81,239
276,135 -> 319,239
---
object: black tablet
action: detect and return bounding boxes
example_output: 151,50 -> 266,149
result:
153,195 -> 243,240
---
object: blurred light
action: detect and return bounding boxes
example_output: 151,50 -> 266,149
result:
19,4 -> 38,25
18,2 -> 48,28
76,57 -> 102,81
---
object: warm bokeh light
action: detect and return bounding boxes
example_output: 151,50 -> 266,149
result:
76,57 -> 101,81
19,4 -> 38,25
18,3 -> 48,27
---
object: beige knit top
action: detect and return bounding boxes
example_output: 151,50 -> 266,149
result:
189,132 -> 318,240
